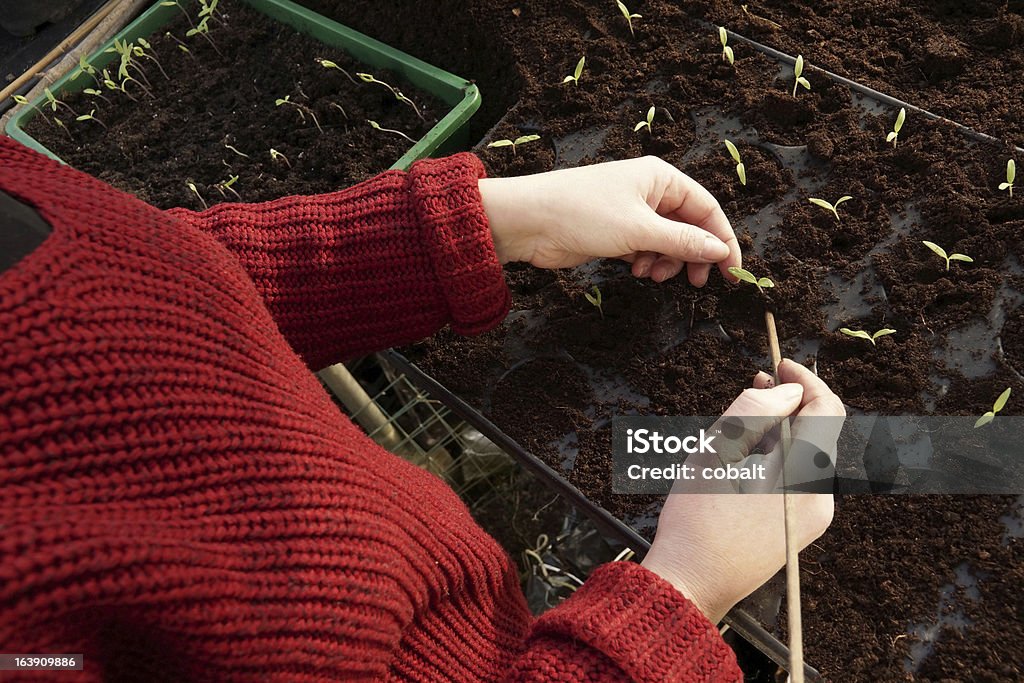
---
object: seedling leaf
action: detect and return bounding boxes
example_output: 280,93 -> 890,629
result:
840,328 -> 873,343
872,328 -> 897,341
922,240 -> 947,260
894,107 -> 906,134
948,254 -> 974,263
1009,159 -> 1016,184
994,387 -> 1012,412
514,134 -> 540,145
487,139 -> 514,148
974,412 -> 995,429
736,161 -> 747,186
724,139 -> 741,163
728,267 -> 757,286
724,45 -> 734,65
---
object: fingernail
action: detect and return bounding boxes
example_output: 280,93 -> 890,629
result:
638,261 -> 651,277
701,236 -> 729,261
652,265 -> 666,282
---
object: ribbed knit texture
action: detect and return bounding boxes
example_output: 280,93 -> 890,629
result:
0,135 -> 740,682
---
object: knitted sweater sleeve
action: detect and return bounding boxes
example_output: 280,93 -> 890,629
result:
165,153 -> 510,369
509,562 -> 742,682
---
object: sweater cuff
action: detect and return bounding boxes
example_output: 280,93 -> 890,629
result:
407,153 -> 511,336
533,562 -> 741,682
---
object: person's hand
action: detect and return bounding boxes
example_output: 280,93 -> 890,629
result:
639,360 -> 845,623
478,156 -> 741,287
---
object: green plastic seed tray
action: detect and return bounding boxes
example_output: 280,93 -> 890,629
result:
5,0 -> 481,170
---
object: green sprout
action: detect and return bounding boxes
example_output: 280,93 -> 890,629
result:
718,27 -> 734,65
921,241 -> 973,271
583,285 -> 604,319
74,109 -> 107,129
164,32 -> 192,55
728,267 -> 774,295
633,106 -> 655,134
11,94 -> 30,107
724,139 -> 746,186
356,72 -> 425,121
275,95 -> 323,133
43,87 -> 73,115
223,143 -> 249,158
486,134 -> 540,155
187,181 -> 208,209
215,174 -> 241,201
317,57 -> 357,85
808,195 -> 852,222
839,327 -> 896,346
975,388 -> 1011,429
52,116 -> 71,139
999,159 -> 1015,198
792,54 -> 811,97
886,107 -> 906,148
132,38 -> 169,80
616,0 -> 641,37
562,56 -> 585,86
269,148 -> 291,167
367,119 -> 417,143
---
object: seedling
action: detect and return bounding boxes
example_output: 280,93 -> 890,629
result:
269,148 -> 291,167
165,32 -> 192,55
43,87 -> 74,115
921,241 -> 973,271
52,117 -> 72,139
275,95 -> 323,133
999,159 -> 1015,198
974,388 -> 1011,429
562,56 -> 585,86
82,88 -> 111,104
724,139 -> 746,186
728,266 -> 774,295
808,195 -> 852,222
132,38 -> 169,80
187,181 -> 208,209
215,174 -> 241,201
356,72 -> 424,121
792,54 -> 810,97
616,0 -> 641,37
486,134 -> 540,155
584,285 -> 604,319
633,106 -> 656,133
839,327 -> 896,346
224,143 -> 249,158
367,120 -> 417,144
75,109 -> 107,129
718,27 -> 734,65
886,107 -> 906,147
317,58 -> 357,85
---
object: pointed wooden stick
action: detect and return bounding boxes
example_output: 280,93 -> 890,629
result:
765,310 -> 804,683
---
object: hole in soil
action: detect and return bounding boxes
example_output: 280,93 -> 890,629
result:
904,562 -> 985,674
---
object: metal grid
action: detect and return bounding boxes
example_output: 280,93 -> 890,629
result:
330,353 -> 621,613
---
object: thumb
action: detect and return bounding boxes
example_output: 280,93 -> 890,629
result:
632,213 -> 731,263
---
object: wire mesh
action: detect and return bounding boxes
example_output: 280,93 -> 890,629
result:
329,353 -> 623,614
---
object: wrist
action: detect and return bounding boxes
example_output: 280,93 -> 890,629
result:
641,548 -> 726,623
478,176 -> 539,265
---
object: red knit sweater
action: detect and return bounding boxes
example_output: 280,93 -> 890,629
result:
0,135 -> 740,682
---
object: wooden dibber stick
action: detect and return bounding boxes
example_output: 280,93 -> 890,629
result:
765,310 -> 805,683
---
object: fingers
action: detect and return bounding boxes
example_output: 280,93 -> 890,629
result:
752,371 -> 774,389
631,214 -> 732,266
630,252 -> 658,278
706,384 -> 804,466
652,162 -> 742,278
778,359 -> 846,417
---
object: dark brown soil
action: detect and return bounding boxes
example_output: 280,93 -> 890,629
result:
25,1 -> 444,209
